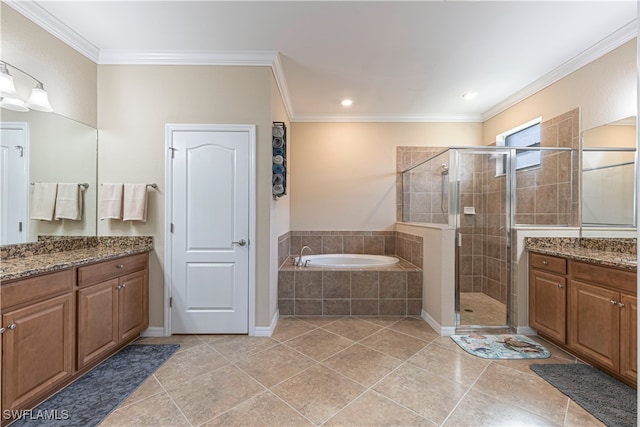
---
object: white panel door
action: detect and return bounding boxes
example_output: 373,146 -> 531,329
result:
0,125 -> 27,245
171,128 -> 250,333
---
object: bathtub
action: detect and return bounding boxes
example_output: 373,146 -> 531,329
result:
296,254 -> 399,269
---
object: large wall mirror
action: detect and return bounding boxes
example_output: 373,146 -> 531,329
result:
1,109 -> 97,244
581,116 -> 636,228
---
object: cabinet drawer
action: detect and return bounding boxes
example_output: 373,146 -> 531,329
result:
530,253 -> 567,275
77,253 -> 148,287
1,269 -> 73,310
572,260 -> 636,294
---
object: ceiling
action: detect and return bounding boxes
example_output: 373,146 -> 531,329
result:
6,1 -> 638,122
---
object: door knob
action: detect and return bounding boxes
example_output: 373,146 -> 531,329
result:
232,239 -> 247,246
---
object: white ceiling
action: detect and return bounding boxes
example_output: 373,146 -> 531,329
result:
7,1 -> 638,122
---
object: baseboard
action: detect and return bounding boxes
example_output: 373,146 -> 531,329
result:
140,326 -> 166,337
421,309 -> 456,336
517,326 -> 537,335
253,309 -> 279,337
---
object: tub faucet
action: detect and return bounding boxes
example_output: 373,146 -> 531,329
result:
294,246 -> 313,267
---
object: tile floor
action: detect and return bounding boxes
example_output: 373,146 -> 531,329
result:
101,317 -> 604,426
459,292 -> 506,326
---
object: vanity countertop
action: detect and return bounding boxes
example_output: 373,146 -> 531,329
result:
525,237 -> 637,271
0,236 -> 153,282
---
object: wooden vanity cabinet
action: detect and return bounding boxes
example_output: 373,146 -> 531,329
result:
1,252 -> 149,421
529,252 -> 637,387
77,253 -> 149,369
1,270 -> 74,413
568,261 -> 637,385
529,253 -> 567,344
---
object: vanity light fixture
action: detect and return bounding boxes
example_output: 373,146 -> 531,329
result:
341,98 -> 353,107
461,92 -> 477,100
0,60 -> 53,113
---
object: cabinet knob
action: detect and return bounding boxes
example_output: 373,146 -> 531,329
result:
557,283 -> 564,288
618,302 -> 625,308
542,260 -> 548,265
610,300 -> 617,305
116,264 -> 125,269
7,323 -> 17,330
121,283 -> 127,289
0,327 -> 5,334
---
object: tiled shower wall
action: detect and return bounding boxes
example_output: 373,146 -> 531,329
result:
459,108 -> 580,306
397,147 -> 448,224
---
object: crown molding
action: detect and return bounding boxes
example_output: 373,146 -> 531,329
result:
97,50 -> 276,66
482,19 -> 638,121
291,114 -> 483,123
4,0 -> 100,62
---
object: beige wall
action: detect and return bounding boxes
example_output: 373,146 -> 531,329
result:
270,72 -> 291,321
97,65 -> 275,328
1,4 -> 97,127
290,122 -> 482,230
484,39 -> 637,144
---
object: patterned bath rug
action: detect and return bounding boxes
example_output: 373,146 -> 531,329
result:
451,334 -> 551,359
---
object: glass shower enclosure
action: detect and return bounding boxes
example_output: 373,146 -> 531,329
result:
402,146 -> 577,332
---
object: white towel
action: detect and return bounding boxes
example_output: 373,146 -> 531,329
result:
123,184 -> 148,222
54,183 -> 83,220
30,183 -> 57,221
99,183 -> 123,220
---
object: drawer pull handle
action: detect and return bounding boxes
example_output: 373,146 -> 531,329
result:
557,284 -> 564,288
618,302 -> 625,308
7,323 -> 17,330
610,300 -> 617,305
541,260 -> 548,265
116,264 -> 125,269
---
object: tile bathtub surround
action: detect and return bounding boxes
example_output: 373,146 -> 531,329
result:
287,230 -> 422,269
525,237 -> 637,270
109,318 -> 604,427
278,262 -> 423,317
0,236 -> 153,281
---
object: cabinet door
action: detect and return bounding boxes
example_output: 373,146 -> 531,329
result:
2,293 -> 74,411
619,293 -> 637,384
568,280 -> 619,371
77,279 -> 119,369
118,270 -> 148,343
529,270 -> 566,343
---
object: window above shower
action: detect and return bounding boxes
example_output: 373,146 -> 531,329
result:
496,117 -> 542,175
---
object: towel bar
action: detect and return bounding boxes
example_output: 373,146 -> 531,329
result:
31,182 -> 89,189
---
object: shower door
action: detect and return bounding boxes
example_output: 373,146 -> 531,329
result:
453,149 -> 511,331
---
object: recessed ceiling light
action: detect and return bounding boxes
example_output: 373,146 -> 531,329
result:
462,92 -> 477,100
341,99 -> 353,107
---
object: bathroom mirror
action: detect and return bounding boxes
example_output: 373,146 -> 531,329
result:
581,116 -> 636,229
1,109 -> 97,244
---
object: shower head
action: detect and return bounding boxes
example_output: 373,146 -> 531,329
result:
441,164 -> 449,175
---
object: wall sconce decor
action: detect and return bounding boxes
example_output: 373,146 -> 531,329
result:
0,60 -> 54,113
272,122 -> 287,199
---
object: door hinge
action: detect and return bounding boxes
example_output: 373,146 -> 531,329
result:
169,297 -> 172,308
170,223 -> 174,233
18,222 -> 22,232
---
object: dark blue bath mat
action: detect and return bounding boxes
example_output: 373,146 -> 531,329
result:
530,363 -> 637,427
9,343 -> 180,427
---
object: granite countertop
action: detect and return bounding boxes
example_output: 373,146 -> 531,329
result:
0,236 -> 153,282
525,237 -> 637,271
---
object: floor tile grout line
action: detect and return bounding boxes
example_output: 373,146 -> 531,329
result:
437,361 -> 492,426
265,388 -> 323,427
150,372 -> 194,427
